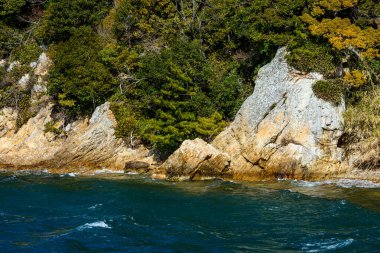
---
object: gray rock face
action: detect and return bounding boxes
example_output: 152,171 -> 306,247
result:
34,53 -> 51,77
0,59 -> 6,67
164,48 -> 346,180
18,73 -> 30,89
31,52 -> 52,104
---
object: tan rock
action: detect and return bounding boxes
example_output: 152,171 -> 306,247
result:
0,102 -> 154,172
160,138 -> 231,180
0,108 -> 17,138
34,53 -> 52,77
162,48 -> 348,181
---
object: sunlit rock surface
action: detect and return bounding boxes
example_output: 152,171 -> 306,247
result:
0,102 -> 154,172
160,138 -> 232,180
164,48 -> 347,180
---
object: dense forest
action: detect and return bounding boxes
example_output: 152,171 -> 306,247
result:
0,0 -> 379,159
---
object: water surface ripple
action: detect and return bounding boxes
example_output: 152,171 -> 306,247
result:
0,173 -> 379,252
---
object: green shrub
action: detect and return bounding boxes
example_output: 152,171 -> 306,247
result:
48,27 -> 117,118
345,88 -> 380,141
5,64 -> 31,86
0,86 -> 12,108
111,0 -> 177,46
0,65 -> 6,86
37,0 -> 112,43
344,88 -> 380,170
287,43 -> 338,77
134,39 -> 213,155
312,79 -> 346,105
10,40 -> 42,64
44,121 -> 65,136
109,93 -> 140,141
113,39 -> 230,157
0,22 -> 23,58
0,84 -> 38,131
5,88 -> 36,130
0,0 -> 25,16
208,57 -> 252,120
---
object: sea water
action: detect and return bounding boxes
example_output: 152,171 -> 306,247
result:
0,172 -> 380,252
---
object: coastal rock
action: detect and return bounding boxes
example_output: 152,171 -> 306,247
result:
18,73 -> 30,89
34,53 -> 52,78
0,102 -> 154,172
0,108 -> 17,138
0,59 -> 6,67
124,161 -> 150,173
31,53 -> 52,104
160,138 -> 231,180
7,61 -> 20,72
164,48 -> 346,181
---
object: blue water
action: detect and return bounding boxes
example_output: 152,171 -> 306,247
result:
1,173 -> 380,252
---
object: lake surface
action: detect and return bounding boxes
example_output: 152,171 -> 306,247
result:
1,172 -> 380,252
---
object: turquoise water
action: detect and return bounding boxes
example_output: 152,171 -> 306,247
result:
1,173 -> 380,252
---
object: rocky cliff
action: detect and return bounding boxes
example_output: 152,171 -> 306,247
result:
1,53 -> 154,173
0,102 -> 154,173
0,48 -> 377,181
161,48 -> 348,181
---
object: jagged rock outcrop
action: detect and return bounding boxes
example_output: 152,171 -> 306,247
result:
0,52 -> 155,174
162,48 -> 347,181
31,52 -> 51,104
0,102 -> 154,173
0,108 -> 17,138
161,139 -> 232,180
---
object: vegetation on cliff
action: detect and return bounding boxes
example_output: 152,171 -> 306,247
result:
0,0 -> 379,160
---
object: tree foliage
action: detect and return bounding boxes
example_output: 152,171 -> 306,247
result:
1,0 -> 380,157
134,39 -> 228,156
37,0 -> 112,43
302,0 -> 380,86
47,27 -> 117,117
0,0 -> 25,16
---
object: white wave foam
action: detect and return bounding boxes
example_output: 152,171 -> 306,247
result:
94,169 -> 124,175
67,173 -> 76,177
77,221 -> 111,231
88,204 -> 103,210
290,179 -> 380,189
334,179 -> 380,188
302,238 -> 353,252
292,180 -> 324,187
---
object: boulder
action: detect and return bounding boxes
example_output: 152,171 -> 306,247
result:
124,161 -> 150,173
160,138 -> 231,180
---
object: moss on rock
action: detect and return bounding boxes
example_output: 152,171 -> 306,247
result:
312,79 -> 345,105
287,43 -> 338,77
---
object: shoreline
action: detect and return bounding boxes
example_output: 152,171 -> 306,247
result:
1,165 -> 380,185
